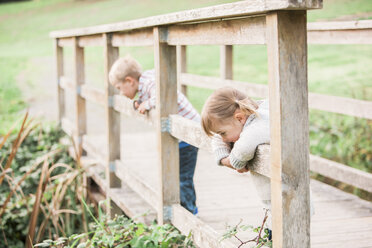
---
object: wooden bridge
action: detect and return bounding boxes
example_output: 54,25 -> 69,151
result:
50,1 -> 372,247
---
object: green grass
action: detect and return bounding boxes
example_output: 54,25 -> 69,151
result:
0,0 -> 371,172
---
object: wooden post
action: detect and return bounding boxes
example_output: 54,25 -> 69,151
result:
266,11 -> 310,247
55,39 -> 65,124
72,37 -> 86,154
177,45 -> 187,95
220,45 -> 233,80
154,27 -> 180,225
103,33 -> 121,217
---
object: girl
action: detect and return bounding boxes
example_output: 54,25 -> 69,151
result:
201,87 -> 271,208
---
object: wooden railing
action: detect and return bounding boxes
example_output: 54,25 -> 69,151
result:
50,1 -> 372,247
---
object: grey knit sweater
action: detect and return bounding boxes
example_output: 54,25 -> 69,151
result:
211,100 -> 272,207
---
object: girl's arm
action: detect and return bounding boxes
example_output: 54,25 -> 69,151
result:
211,134 -> 231,166
229,115 -> 270,169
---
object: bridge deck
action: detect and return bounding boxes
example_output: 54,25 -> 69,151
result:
82,116 -> 372,248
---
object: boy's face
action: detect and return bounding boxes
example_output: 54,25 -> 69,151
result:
114,77 -> 138,99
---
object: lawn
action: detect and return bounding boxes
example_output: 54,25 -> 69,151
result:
0,0 -> 371,170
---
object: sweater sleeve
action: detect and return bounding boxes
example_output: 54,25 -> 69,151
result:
229,114 -> 270,169
211,134 -> 231,166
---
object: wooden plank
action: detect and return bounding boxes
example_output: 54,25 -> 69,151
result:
112,28 -> 153,47
59,76 -> 74,92
55,39 -> 65,123
308,92 -> 372,119
115,160 -> 160,209
307,20 -> 372,31
112,94 -> 156,124
176,45 -> 187,95
167,17 -> 266,45
61,117 -> 74,138
308,29 -> 372,44
57,37 -> 73,47
310,155 -> 372,193
80,84 -> 105,105
103,33 -> 121,190
81,135 -> 106,165
266,11 -> 310,247
171,204 -> 236,248
72,37 -> 87,154
220,45 -> 233,79
78,34 -> 103,47
154,26 -> 179,224
50,1 -> 322,38
180,73 -> 372,120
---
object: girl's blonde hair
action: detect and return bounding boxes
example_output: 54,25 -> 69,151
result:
201,87 -> 258,136
109,55 -> 142,85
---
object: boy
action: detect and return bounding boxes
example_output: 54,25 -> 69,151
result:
109,55 -> 200,215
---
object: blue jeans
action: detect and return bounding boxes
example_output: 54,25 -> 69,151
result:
179,144 -> 198,214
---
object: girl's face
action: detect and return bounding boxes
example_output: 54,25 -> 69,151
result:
214,111 -> 247,143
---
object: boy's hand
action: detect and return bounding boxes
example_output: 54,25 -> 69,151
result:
137,101 -> 148,114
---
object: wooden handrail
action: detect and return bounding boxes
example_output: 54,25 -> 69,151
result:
50,0 -> 321,38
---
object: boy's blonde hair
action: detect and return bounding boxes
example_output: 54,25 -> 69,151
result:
109,55 -> 142,85
201,87 -> 258,136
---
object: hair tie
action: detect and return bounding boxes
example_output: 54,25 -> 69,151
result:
235,99 -> 240,104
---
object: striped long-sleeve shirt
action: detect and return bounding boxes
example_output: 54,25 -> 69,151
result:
137,69 -> 200,122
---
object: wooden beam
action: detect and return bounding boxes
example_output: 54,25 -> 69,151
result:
310,155 -> 372,193
115,160 -> 160,209
112,28 -> 153,47
57,37 -> 73,47
80,84 -> 105,106
266,11 -> 310,247
171,204 -> 236,248
103,33 -> 121,187
50,1 -> 322,38
180,73 -> 372,120
154,26 -> 179,224
220,45 -> 233,80
78,34 -> 104,47
55,39 -> 65,124
112,94 -> 156,124
167,17 -> 266,45
72,37 -> 87,154
176,45 -> 187,95
61,117 -> 74,138
103,33 -> 121,217
308,29 -> 372,44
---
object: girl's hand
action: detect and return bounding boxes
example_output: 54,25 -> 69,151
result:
237,167 -> 249,173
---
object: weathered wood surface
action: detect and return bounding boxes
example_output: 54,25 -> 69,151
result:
112,28 -> 153,47
154,27 -> 180,224
50,0 -> 322,38
80,85 -> 105,106
180,73 -> 372,120
77,131 -> 372,248
176,45 -> 187,95
220,45 -> 233,80
267,11 -> 310,247
72,37 -> 87,154
55,40 -> 65,123
167,17 -> 266,45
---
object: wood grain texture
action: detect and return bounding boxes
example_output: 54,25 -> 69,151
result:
176,45 -> 187,95
266,11 -> 310,248
154,26 -> 179,224
112,28 -> 153,47
167,17 -> 266,45
55,39 -> 65,124
103,32 -> 121,218
50,0 -> 322,38
80,84 -> 106,106
220,45 -> 233,80
72,37 -> 87,153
